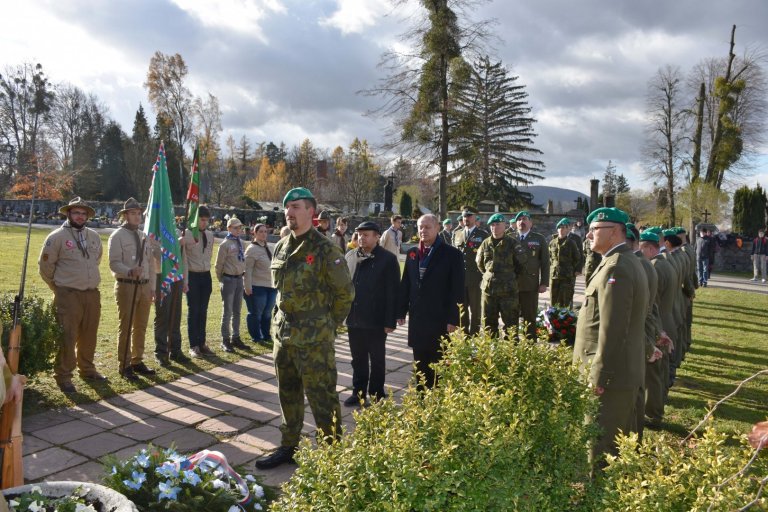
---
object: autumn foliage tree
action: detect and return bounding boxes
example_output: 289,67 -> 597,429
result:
244,156 -> 287,203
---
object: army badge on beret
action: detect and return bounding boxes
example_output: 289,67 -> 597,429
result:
487,213 -> 505,224
283,187 -> 315,207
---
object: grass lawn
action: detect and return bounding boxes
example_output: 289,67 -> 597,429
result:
655,283 -> 768,440
0,225 -> 269,416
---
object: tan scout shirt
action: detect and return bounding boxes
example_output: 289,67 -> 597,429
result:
245,241 -> 273,288
181,229 -> 214,273
108,226 -> 155,291
215,236 -> 246,281
39,223 -> 102,291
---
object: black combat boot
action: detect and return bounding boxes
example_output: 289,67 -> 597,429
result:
255,446 -> 296,469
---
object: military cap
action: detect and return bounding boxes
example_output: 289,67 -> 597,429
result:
487,213 -> 505,224
462,209 -> 477,217
442,218 -> 453,226
355,221 -> 380,234
556,218 -> 571,228
282,187 -> 315,207
662,228 -> 677,238
645,226 -> 662,235
639,231 -> 659,243
585,207 -> 629,225
626,229 -> 636,241
456,215 -> 463,223
227,216 -> 242,228
59,197 -> 95,218
118,197 -> 142,215
675,226 -> 687,235
514,211 -> 531,221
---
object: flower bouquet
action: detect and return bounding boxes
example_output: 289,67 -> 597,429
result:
6,484 -> 98,512
103,445 -> 270,511
537,306 -> 577,345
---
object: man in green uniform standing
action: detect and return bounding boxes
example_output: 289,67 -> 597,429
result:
476,214 -> 527,337
549,218 -> 581,308
255,187 -> 354,470
514,211 -> 549,340
639,230 -> 676,428
452,207 -> 489,334
676,227 -> 697,353
573,207 -> 649,467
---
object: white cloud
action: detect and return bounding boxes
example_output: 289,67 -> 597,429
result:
319,0 -> 392,35
168,0 -> 285,41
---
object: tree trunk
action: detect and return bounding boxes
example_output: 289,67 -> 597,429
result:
439,53 -> 449,220
691,82 -> 705,183
704,25 -> 736,186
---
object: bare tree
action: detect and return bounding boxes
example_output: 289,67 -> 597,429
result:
144,52 -> 194,192
643,65 -> 690,226
193,92 -> 222,202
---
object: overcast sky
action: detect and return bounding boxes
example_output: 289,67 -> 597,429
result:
2,0 -> 767,195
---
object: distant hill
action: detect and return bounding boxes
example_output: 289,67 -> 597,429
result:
519,186 -> 589,210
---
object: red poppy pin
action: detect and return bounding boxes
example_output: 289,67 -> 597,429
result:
306,254 -> 315,265
409,252 -> 416,260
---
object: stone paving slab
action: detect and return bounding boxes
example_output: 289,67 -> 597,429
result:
24,447 -> 88,481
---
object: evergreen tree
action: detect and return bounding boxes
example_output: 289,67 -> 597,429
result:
732,184 -> 767,235
98,122 -> 127,200
450,56 -> 544,209
400,191 -> 413,219
123,104 -> 154,199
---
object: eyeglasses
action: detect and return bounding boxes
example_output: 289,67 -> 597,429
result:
588,225 -> 615,233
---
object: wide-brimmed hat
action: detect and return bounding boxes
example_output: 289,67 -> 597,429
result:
59,197 -> 95,218
118,197 -> 142,215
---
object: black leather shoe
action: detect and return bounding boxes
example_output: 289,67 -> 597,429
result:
82,373 -> 108,382
220,339 -> 234,353
170,351 -> 191,363
131,362 -> 157,375
155,355 -> 170,367
199,344 -> 215,356
255,446 -> 296,469
58,382 -> 77,394
343,394 -> 365,407
231,336 -> 250,350
120,367 -> 139,382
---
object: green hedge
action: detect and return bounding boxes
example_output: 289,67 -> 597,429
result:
272,332 -> 599,511
0,294 -> 60,378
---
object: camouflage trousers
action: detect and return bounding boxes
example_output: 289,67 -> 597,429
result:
274,338 -> 342,447
550,278 -> 575,308
481,293 -> 519,338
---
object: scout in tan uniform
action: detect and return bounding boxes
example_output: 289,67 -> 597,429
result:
39,197 -> 104,393
215,216 -> 249,352
108,198 -> 156,381
180,205 -> 215,358
572,207 -> 649,467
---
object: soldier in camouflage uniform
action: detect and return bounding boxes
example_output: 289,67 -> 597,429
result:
255,187 -> 354,470
476,214 -> 527,337
549,218 -> 581,308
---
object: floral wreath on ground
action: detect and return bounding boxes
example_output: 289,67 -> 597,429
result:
103,445 -> 272,511
537,305 -> 577,345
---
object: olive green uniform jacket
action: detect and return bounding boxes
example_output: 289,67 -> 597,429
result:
476,234 -> 527,335
549,235 -> 580,307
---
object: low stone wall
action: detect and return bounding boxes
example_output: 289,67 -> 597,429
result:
713,240 -> 754,273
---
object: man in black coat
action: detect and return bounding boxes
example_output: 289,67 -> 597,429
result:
343,221 -> 401,406
397,214 -> 465,389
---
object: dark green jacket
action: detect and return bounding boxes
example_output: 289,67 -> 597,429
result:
476,234 -> 527,297
271,227 -> 354,347
453,226 -> 489,282
573,243 -> 650,390
549,235 -> 581,281
516,231 -> 549,292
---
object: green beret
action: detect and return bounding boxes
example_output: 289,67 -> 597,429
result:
443,218 -> 453,226
513,211 -> 531,221
645,226 -> 662,235
640,231 -> 659,243
456,215 -> 463,223
675,226 -> 687,235
487,213 -> 505,224
556,218 -> 571,228
282,187 -> 315,207
626,230 -> 636,241
662,228 -> 677,238
585,207 -> 629,225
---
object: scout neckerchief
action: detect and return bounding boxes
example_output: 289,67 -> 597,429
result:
63,219 -> 90,259
252,239 -> 272,260
227,232 -> 244,261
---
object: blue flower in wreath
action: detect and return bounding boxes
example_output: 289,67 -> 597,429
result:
156,462 -> 179,479
158,480 -> 181,501
182,469 -> 202,486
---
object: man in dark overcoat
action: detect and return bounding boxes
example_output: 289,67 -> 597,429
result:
397,214 -> 464,389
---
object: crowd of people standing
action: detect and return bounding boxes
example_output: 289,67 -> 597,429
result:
36,191 -> 710,471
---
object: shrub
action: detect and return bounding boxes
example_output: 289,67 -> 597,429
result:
271,331 -> 598,512
0,294 -> 60,378
594,427 -> 768,511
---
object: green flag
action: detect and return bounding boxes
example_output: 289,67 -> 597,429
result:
144,141 -> 184,299
186,144 -> 200,241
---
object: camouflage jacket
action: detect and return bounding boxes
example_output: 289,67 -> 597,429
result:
453,226 -> 489,278
583,237 -> 602,281
549,235 -> 580,280
476,235 -> 527,296
271,227 -> 354,347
